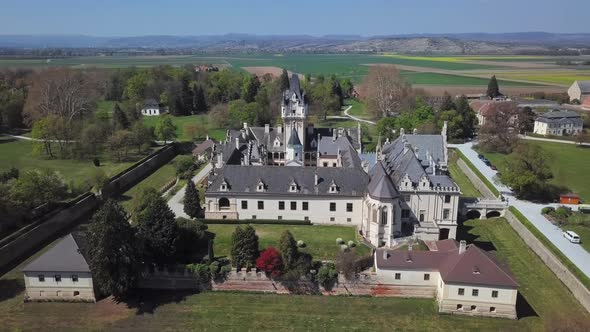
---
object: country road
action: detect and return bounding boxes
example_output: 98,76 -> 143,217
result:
167,163 -> 212,219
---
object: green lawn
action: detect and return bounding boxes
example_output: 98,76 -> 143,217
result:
0,136 -> 136,185
142,114 -> 226,142
344,99 -> 370,119
207,224 -> 370,260
401,71 -> 542,86
479,141 -> 590,202
96,100 -> 116,115
459,218 -> 590,330
448,152 -> 483,198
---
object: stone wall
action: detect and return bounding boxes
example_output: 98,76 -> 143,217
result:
456,158 -> 496,199
0,193 -> 98,273
101,144 -> 178,198
505,210 -> 590,313
138,268 -> 436,298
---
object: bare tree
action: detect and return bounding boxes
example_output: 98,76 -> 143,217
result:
478,102 -> 520,153
360,65 -> 413,119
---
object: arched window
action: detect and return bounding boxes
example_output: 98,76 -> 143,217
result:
381,207 -> 388,225
219,197 -> 230,210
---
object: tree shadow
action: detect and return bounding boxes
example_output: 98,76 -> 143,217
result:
0,278 -> 24,302
516,292 -> 538,319
124,289 -> 196,316
0,137 -> 17,144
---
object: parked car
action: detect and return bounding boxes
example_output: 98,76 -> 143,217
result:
484,160 -> 491,166
478,154 -> 485,160
490,165 -> 497,170
563,230 -> 581,244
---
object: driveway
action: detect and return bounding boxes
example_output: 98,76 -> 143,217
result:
167,163 -> 212,219
451,142 -> 590,278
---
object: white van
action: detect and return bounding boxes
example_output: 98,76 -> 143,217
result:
563,231 -> 581,244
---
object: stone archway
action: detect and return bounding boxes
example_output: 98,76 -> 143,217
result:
486,210 -> 501,219
466,210 -> 481,220
439,228 -> 450,240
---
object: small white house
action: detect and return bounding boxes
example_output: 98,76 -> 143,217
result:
375,240 -> 519,319
22,233 -> 96,302
141,99 -> 163,116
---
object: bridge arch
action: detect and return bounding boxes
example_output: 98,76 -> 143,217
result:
465,210 -> 481,220
486,210 -> 502,219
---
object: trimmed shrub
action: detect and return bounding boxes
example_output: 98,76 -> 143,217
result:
347,240 -> 356,248
340,244 -> 349,252
317,263 -> 338,290
336,238 -> 344,245
541,206 -> 555,215
187,263 -> 210,284
297,240 -> 306,248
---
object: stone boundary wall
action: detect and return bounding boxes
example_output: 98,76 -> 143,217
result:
101,144 -> 178,198
456,158 -> 496,199
138,268 -> 436,298
505,210 -> 590,313
0,193 -> 98,273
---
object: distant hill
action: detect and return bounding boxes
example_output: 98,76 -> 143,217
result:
1,32 -> 589,54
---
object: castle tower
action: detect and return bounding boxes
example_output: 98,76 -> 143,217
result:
285,127 -> 303,166
282,74 -> 307,150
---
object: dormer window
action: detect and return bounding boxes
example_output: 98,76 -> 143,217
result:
274,137 -> 281,147
256,179 -> 266,192
220,179 -> 229,192
329,180 -> 339,193
310,139 -> 317,149
289,179 -> 298,193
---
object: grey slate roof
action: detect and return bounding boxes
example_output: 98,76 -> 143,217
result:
143,98 -> 159,108
575,81 -> 590,93
207,165 -> 368,197
288,74 -> 302,100
22,233 -> 90,273
318,136 -> 362,169
367,162 -> 399,199
287,127 -> 302,146
535,110 -> 582,125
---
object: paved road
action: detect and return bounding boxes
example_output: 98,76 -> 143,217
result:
167,163 -> 212,219
451,142 -> 590,278
520,134 -> 590,147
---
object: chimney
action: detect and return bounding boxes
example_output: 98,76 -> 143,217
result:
382,250 -> 388,260
235,137 -> 240,150
332,128 -> 337,142
400,128 -> 405,136
459,240 -> 467,254
314,172 -> 319,185
442,121 -> 448,141
206,134 -> 209,141
243,122 -> 248,130
265,124 -> 270,134
277,125 -> 283,134
413,128 -> 418,135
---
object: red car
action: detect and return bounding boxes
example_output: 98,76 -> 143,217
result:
490,165 -> 497,170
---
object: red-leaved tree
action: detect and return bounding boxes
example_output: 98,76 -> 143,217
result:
256,247 -> 283,277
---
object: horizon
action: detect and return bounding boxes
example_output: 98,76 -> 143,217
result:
1,0 -> 589,36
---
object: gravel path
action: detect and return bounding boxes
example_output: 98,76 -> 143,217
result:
167,163 -> 212,219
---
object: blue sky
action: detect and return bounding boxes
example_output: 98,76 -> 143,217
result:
0,0 -> 587,36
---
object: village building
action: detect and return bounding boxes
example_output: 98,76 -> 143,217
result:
375,239 -> 519,319
141,98 -> 164,116
568,80 -> 590,102
192,136 -> 217,162
22,233 -> 96,302
533,110 -> 583,136
469,100 -> 518,127
204,75 -> 460,246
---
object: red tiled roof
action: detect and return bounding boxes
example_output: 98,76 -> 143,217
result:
470,100 -> 517,117
192,139 -> 216,155
376,242 -> 519,288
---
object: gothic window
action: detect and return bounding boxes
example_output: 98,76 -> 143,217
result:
381,207 -> 388,225
219,198 -> 230,209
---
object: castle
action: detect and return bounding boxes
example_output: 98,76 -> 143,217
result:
204,75 -> 460,247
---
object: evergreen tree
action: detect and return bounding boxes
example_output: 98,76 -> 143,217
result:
86,200 -> 140,299
241,74 -> 260,103
136,194 -> 179,265
112,103 -> 129,130
175,217 -> 210,263
180,77 -> 194,115
455,95 -> 477,139
183,179 -> 202,219
230,225 -> 259,268
487,75 -> 501,99
279,69 -> 290,92
193,86 -> 208,114
439,92 -> 455,112
278,230 -> 298,270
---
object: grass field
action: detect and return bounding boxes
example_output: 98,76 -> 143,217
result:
207,224 -> 370,260
1,217 -> 589,330
496,72 -> 590,85
142,114 -> 226,142
344,99 -> 369,118
448,152 -> 483,198
480,141 -> 590,202
0,135 -> 136,185
401,71 -> 542,86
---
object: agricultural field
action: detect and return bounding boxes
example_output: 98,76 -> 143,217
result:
207,224 -> 370,260
493,72 -> 590,86
479,141 -> 590,202
0,135 -> 136,185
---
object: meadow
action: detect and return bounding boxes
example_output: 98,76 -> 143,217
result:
142,114 -> 226,142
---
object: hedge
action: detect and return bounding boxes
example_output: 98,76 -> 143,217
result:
453,148 -> 500,196
508,206 -> 590,290
201,219 -> 312,225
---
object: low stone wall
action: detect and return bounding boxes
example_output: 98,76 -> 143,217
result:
505,210 -> 590,313
456,158 -> 496,199
138,268 -> 436,298
0,193 -> 98,273
101,144 -> 177,198
205,211 -> 239,220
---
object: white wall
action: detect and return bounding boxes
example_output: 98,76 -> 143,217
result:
206,195 -> 364,225
375,266 -> 440,287
25,271 -> 93,288
443,283 -> 517,306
